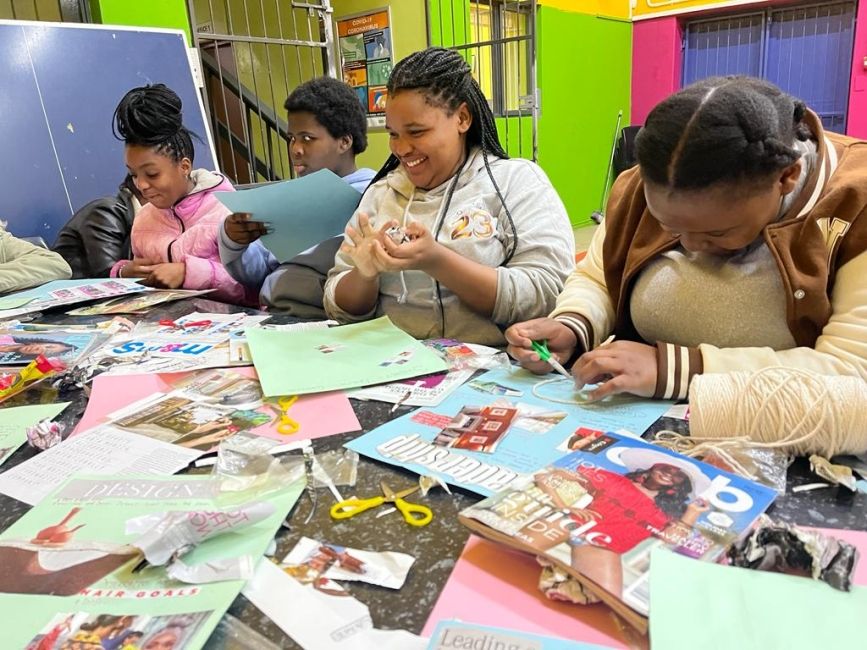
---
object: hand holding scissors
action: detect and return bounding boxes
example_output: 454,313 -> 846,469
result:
330,480 -> 433,527
530,340 -> 572,379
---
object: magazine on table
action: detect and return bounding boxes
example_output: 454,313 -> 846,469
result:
458,430 -> 777,633
66,289 -> 212,316
0,473 -> 303,650
0,330 -> 107,366
87,313 -> 270,374
0,369 -> 278,505
0,279 -> 149,320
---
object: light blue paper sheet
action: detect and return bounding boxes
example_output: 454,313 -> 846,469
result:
426,620 -> 615,650
215,169 -> 362,262
347,366 -> 672,497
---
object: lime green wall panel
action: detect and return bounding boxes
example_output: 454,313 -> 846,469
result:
91,0 -> 192,44
537,7 -> 631,227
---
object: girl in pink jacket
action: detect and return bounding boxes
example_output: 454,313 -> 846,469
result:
109,84 -> 255,306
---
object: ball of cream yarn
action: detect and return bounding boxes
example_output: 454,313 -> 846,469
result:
689,367 -> 867,457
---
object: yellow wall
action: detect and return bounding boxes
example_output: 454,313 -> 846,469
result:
332,0 -> 428,172
632,0 -> 772,20
538,0 -> 629,20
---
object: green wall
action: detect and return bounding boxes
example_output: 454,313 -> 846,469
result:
428,0 -> 533,160
537,7 -> 631,227
90,0 -> 192,43
333,0 -> 428,172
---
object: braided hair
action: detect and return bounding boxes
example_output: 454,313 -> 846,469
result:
625,467 -> 693,520
112,83 -> 199,162
635,76 -> 812,191
372,47 -> 518,263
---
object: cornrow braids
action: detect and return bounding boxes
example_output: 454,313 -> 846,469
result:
113,83 -> 200,163
635,76 -> 812,191
369,47 -> 519,264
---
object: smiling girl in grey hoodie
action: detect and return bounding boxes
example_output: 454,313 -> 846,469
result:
324,48 -> 574,346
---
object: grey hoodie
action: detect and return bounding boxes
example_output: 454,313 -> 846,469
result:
324,148 -> 575,345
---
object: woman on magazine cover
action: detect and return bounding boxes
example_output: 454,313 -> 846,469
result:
523,448 -> 711,597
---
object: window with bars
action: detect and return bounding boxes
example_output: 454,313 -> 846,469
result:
0,0 -> 89,22
467,0 -> 533,117
681,1 -> 856,130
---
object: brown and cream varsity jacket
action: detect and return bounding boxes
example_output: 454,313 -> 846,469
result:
551,112 -> 867,400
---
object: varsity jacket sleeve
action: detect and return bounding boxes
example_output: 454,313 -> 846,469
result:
652,249 -> 867,401
0,229 -> 72,293
700,247 -> 866,372
490,163 -> 576,326
218,222 -> 279,290
548,220 -> 616,359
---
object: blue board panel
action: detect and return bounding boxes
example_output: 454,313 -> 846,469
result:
0,21 -> 215,244
0,23 -> 74,240
28,25 -> 215,215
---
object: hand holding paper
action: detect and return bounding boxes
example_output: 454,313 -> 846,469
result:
216,169 -> 362,262
224,212 -> 271,245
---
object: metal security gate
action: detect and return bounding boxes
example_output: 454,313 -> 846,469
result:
188,0 -> 336,184
682,1 -> 856,130
0,0 -> 90,21
428,0 -> 538,160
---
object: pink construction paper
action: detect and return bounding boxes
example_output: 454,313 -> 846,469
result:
812,527 -> 867,586
74,367 -> 360,441
423,535 -> 630,647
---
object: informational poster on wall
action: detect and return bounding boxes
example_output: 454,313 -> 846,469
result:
336,8 -> 394,128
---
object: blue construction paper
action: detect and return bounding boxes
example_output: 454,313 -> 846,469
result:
215,169 -> 362,262
426,620 -> 614,650
346,366 -> 673,497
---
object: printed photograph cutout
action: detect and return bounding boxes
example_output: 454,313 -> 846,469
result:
432,405 -> 518,454
0,506 -> 138,596
27,610 -> 211,650
380,350 -> 414,367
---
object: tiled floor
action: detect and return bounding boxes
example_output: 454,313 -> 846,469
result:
573,224 -> 597,252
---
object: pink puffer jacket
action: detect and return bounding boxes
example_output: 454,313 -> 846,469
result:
111,169 -> 256,306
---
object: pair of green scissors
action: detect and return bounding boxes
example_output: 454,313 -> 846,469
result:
274,395 -> 300,435
530,340 -> 572,379
330,480 -> 433,527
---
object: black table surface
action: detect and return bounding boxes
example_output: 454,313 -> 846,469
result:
1,296 -> 865,648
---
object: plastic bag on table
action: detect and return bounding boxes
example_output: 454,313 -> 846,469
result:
423,338 -> 510,371
311,448 -> 359,488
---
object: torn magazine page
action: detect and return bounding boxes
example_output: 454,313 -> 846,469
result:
243,559 -> 426,650
282,536 -> 415,589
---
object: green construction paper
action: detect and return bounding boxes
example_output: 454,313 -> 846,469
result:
0,401 -> 70,467
246,316 -> 448,397
0,296 -> 35,309
650,547 -> 866,649
0,473 -> 304,649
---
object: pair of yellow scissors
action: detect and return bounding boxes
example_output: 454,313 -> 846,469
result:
274,395 -> 300,435
330,481 -> 433,527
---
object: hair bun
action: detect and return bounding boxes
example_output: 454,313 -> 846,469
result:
114,83 -> 184,143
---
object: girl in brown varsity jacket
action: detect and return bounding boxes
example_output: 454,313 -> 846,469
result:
506,76 -> 867,402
